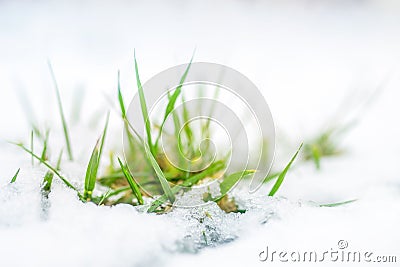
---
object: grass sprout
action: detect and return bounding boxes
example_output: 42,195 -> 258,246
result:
42,150 -> 63,194
303,120 -> 354,170
83,113 -> 109,201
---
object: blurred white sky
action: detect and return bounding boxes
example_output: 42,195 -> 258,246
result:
0,0 -> 399,153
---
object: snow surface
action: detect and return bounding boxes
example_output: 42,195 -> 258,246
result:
1,1 -> 400,266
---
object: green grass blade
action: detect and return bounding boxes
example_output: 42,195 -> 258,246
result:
202,231 -> 208,246
268,143 -> 303,197
117,73 -> 144,167
134,51 -> 155,155
83,113 -> 109,201
310,144 -> 321,169
183,161 -> 225,187
117,70 -> 126,118
144,143 -> 175,203
263,172 -> 280,183
42,149 -> 63,194
164,53 -> 194,118
30,130 -> 34,166
181,93 -> 194,157
14,143 -> 80,195
42,149 -> 62,193
99,112 -> 109,157
47,61 -> 73,160
117,81 -> 140,160
319,199 -> 357,207
201,84 -> 221,147
154,54 -> 194,149
10,168 -> 21,183
56,149 -> 63,170
121,116 -> 155,172
102,186 -> 130,200
147,194 -> 169,213
168,91 -> 185,167
97,189 -> 112,206
42,171 -> 54,192
84,139 -> 100,200
117,158 -> 144,205
214,170 -> 255,202
40,130 -> 50,162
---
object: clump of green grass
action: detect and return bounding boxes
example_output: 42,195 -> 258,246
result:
13,55 -> 354,214
303,126 -> 346,169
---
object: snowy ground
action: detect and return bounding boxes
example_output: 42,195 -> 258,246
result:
1,1 -> 400,266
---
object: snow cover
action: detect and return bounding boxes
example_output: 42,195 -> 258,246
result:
1,1 -> 400,266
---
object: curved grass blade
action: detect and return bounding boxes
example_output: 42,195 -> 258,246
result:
116,72 -> 146,165
10,168 -> 21,183
144,143 -> 175,203
117,158 -> 144,205
319,199 -> 357,207
268,143 -> 303,197
48,61 -> 73,160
